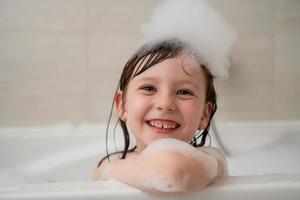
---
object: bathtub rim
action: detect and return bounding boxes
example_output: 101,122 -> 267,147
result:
1,174 -> 300,200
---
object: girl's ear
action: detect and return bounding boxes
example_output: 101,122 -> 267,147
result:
114,91 -> 127,121
199,102 -> 213,129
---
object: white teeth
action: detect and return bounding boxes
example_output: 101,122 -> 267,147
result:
148,121 -> 177,129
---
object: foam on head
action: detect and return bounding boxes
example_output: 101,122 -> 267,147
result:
142,0 -> 238,79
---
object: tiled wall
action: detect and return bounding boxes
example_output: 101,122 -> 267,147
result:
215,0 -> 300,120
0,0 -> 299,127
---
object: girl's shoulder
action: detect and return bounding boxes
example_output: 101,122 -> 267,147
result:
197,146 -> 225,160
92,154 -> 121,181
93,152 -> 138,181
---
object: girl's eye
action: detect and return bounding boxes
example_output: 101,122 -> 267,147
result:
177,89 -> 194,96
140,85 -> 156,93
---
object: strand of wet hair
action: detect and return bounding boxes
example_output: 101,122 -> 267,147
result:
104,82 -> 120,164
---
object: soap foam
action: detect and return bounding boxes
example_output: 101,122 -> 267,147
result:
142,170 -> 189,193
102,139 -> 218,193
142,138 -> 218,180
142,0 -> 238,79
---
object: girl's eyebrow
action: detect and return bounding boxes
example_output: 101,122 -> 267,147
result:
176,80 -> 200,89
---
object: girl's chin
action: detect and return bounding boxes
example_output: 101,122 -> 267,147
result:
146,135 -> 192,145
146,135 -> 176,144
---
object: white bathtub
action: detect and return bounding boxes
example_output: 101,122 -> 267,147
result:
0,121 -> 300,199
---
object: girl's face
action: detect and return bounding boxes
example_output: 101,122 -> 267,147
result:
115,54 -> 212,152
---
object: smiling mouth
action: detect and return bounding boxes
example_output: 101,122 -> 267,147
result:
145,119 -> 180,130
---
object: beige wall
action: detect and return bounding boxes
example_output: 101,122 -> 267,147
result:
0,0 -> 299,127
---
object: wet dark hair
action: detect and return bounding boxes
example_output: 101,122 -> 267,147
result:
98,39 -> 217,167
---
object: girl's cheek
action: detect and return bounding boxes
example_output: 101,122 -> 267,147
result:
127,96 -> 149,116
181,100 -> 203,113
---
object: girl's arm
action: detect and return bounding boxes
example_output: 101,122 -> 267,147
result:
94,146 -> 227,195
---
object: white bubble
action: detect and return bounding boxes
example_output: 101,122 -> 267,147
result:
142,0 -> 238,79
142,138 -> 218,186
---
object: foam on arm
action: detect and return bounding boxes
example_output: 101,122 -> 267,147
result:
142,139 -> 221,190
97,138 -> 225,194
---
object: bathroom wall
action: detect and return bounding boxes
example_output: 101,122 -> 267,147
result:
0,0 -> 299,127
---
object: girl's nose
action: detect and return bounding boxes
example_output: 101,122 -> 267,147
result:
155,93 -> 176,112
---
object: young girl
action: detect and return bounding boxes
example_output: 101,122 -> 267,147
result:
93,0 -> 237,195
